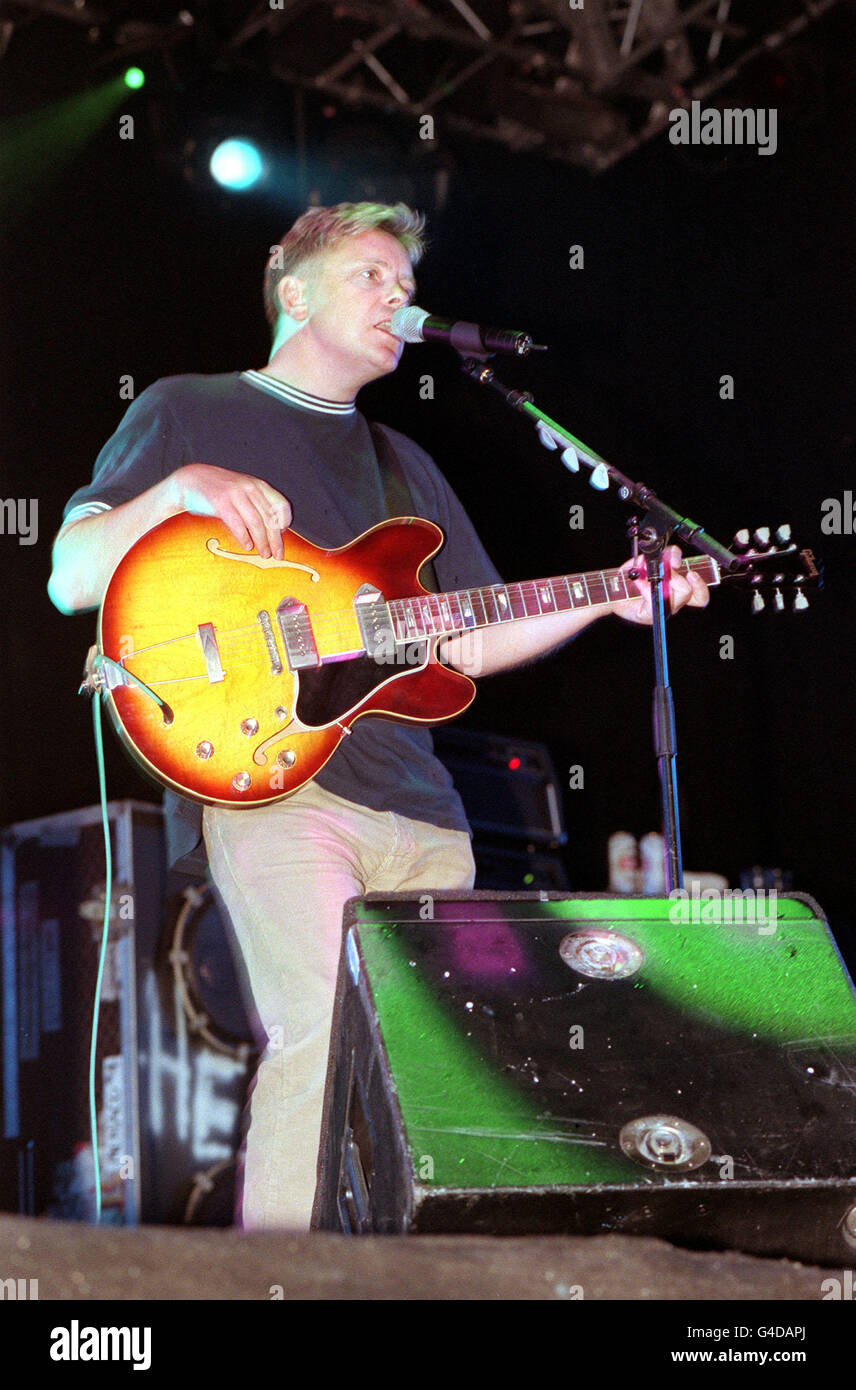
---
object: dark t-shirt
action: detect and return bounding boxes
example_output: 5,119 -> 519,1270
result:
62,371 -> 502,865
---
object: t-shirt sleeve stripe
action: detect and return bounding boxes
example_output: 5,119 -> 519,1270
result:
59,501 -> 114,527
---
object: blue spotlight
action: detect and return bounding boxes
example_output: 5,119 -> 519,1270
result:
209,139 -> 265,192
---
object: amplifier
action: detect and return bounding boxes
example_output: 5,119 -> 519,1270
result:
431,729 -> 566,845
314,892 -> 856,1264
470,843 -> 568,891
0,802 -> 163,1222
0,802 -> 256,1226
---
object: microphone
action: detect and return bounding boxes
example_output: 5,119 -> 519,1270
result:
389,305 -> 545,357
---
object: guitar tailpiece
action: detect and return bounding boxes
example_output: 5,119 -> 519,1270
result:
88,652 -> 175,726
78,644 -> 102,698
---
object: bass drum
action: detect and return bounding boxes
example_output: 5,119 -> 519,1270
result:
183,1157 -> 241,1228
168,879 -> 260,1058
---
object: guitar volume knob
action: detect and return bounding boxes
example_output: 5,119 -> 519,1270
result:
232,772 -> 252,792
196,741 -> 214,759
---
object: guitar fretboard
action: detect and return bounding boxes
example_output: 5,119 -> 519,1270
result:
387,556 -> 719,643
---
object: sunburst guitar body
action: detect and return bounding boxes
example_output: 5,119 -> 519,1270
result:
97,513 -> 475,806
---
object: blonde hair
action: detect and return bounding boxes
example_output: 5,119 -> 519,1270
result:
263,201 -> 426,329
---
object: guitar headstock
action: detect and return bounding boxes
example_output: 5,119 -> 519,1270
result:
722,525 -> 821,613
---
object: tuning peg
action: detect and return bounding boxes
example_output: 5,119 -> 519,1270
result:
752,527 -> 772,551
561,446 -> 580,472
751,591 -> 765,614
793,590 -> 809,611
773,587 -> 785,612
590,463 -> 609,490
775,524 -> 791,547
732,529 -> 750,553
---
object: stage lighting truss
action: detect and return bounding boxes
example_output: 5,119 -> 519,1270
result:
3,0 -> 846,171
221,0 -> 847,170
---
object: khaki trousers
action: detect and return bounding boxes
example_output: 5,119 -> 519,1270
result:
203,781 -> 475,1231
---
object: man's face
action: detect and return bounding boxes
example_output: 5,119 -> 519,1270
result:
292,228 -> 416,390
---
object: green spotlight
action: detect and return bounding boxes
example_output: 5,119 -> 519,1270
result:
1,81 -> 135,223
123,67 -> 145,90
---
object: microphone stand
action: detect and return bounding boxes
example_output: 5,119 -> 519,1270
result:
457,353 -> 740,894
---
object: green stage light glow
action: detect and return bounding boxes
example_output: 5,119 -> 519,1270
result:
0,80 -> 133,224
535,895 -> 856,1039
123,68 -> 145,90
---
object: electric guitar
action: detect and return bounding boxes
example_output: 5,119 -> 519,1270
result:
90,513 -> 818,806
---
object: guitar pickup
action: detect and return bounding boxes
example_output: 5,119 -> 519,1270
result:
277,597 -> 320,670
354,584 -> 396,661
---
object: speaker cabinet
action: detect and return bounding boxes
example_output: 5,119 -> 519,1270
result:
431,731 -> 570,889
431,729 -> 566,845
314,892 -> 856,1264
0,802 -> 256,1226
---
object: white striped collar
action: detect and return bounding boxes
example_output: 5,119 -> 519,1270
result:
241,369 -> 356,415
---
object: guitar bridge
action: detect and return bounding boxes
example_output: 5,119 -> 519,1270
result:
197,622 -> 224,683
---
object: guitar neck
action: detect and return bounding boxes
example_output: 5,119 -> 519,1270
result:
388,555 -> 720,641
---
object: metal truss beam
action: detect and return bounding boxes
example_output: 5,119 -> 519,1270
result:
0,0 -> 847,171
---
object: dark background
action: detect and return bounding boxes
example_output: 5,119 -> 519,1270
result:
2,10 -> 854,963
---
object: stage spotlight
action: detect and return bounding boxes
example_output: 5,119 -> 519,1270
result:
209,138 -> 265,192
123,67 -> 146,90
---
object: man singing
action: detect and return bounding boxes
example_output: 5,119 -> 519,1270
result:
49,202 -> 708,1231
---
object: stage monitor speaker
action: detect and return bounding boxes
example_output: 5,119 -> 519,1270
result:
314,891 -> 856,1265
0,802 -> 256,1226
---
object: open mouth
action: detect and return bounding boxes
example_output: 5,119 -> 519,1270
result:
375,321 -> 400,342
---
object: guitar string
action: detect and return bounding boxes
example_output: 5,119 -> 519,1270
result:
116,589 -> 666,688
117,559 -> 719,686
122,560 -> 715,654
120,583 -> 624,675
